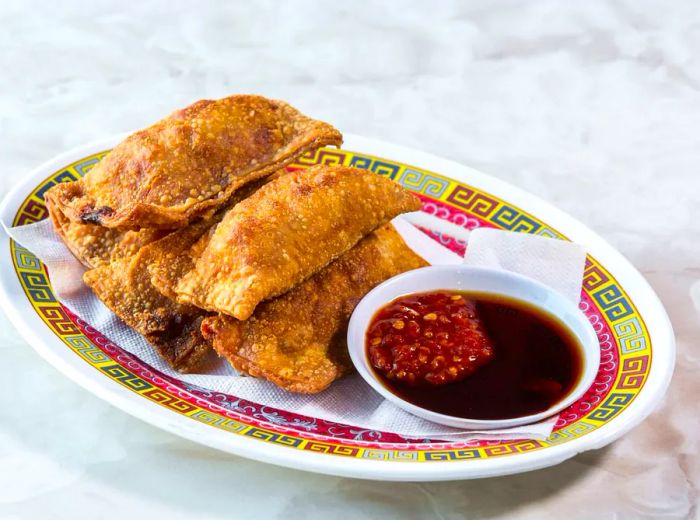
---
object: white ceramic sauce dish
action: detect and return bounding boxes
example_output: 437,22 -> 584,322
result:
347,265 -> 600,430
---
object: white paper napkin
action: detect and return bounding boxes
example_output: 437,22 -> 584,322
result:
462,227 -> 587,303
5,215 -> 586,442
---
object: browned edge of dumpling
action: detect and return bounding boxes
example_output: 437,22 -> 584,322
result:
83,239 -> 211,373
46,194 -> 116,268
200,316 -> 347,394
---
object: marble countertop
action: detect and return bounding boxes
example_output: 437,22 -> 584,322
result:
1,1 -> 697,518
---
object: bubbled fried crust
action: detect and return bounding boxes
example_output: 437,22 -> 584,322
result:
200,224 -> 428,394
173,166 -> 422,320
83,233 -> 212,373
147,178 -> 267,301
44,95 -> 342,230
46,193 -> 169,268
65,177 -> 267,371
146,220 -> 217,301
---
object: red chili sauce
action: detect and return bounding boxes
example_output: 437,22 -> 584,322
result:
366,291 -> 583,420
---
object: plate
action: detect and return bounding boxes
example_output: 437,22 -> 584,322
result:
0,134 -> 675,481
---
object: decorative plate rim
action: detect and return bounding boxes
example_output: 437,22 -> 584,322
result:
0,133 -> 675,481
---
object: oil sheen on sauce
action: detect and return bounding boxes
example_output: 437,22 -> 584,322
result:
367,291 -> 583,420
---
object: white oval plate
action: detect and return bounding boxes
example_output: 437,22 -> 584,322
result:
0,134 -> 675,481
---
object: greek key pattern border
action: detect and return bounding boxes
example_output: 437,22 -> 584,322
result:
7,147 -> 653,461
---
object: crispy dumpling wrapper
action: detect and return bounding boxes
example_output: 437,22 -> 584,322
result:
49,209 -> 168,268
147,177 -> 268,300
81,179 -> 268,371
201,223 -> 428,393
45,95 -> 342,229
82,220 -> 218,372
83,253 -> 210,373
171,166 -> 422,320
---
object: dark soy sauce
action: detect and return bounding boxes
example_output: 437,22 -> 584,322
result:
372,291 -> 583,420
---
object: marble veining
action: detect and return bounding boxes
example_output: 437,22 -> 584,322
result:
0,1 -> 697,518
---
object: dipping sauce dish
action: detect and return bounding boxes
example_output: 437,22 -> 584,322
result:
347,265 -> 600,430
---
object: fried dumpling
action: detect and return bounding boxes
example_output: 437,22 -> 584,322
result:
201,224 -> 428,393
45,95 -> 342,229
83,249 -> 210,373
81,178 -> 268,371
169,166 -> 421,320
82,218 -> 218,372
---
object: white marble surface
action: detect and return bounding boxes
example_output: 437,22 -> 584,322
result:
0,0 -> 698,518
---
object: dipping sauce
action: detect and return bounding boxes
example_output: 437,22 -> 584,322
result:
367,292 -> 495,386
366,290 -> 583,420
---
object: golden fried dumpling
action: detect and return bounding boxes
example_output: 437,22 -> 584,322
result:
170,166 -> 422,320
45,95 -> 342,229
